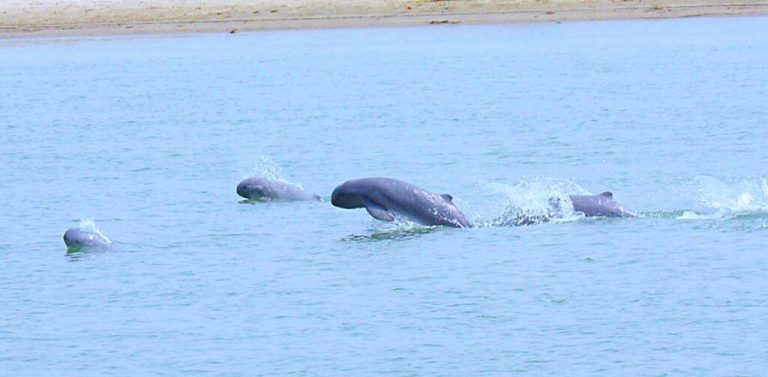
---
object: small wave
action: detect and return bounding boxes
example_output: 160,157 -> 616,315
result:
341,222 -> 442,242
675,210 -> 768,221
675,210 -> 724,220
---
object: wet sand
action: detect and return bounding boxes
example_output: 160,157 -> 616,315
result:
2,0 -> 768,38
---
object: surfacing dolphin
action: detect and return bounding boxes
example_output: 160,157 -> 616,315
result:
237,177 -> 320,201
63,227 -> 112,250
551,192 -> 638,218
331,177 -> 471,228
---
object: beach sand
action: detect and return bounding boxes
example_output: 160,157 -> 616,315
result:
2,0 -> 767,38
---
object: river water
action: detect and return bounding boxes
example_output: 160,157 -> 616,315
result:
1,16 -> 767,376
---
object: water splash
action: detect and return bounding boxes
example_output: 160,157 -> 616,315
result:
474,177 -> 589,227
693,175 -> 768,215
250,155 -> 285,182
667,176 -> 768,223
243,155 -> 311,192
77,219 -> 112,245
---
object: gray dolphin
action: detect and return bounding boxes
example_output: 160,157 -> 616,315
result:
63,227 -> 112,250
237,177 -> 320,201
331,177 -> 471,228
551,192 -> 638,218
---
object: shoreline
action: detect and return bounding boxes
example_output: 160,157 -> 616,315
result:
2,1 -> 768,39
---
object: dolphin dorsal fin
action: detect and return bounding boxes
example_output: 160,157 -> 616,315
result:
440,194 -> 454,202
600,191 -> 613,198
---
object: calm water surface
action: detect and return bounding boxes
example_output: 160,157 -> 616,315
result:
1,17 -> 767,376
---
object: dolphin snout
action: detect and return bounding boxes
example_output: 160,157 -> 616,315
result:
236,180 -> 249,198
63,228 -> 80,247
331,185 -> 358,208
330,186 -> 343,207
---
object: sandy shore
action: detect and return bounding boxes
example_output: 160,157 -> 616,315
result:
2,0 -> 767,38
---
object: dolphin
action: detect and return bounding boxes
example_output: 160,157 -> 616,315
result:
237,177 -> 320,201
63,227 -> 112,250
551,192 -> 638,218
331,177 -> 471,228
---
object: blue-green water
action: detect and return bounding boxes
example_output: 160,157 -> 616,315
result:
2,17 -> 767,375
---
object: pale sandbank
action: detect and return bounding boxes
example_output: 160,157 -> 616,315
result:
1,0 -> 767,38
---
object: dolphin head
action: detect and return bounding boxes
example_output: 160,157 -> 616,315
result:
237,177 -> 268,199
331,180 -> 366,209
63,227 -> 110,249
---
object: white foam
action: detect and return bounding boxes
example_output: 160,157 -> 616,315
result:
244,155 -> 310,190
77,219 -> 112,244
695,175 -> 768,214
474,177 -> 590,227
676,210 -> 720,220
250,155 -> 285,181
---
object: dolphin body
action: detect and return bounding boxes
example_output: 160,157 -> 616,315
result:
495,191 -> 638,226
237,177 -> 320,201
63,227 -> 112,250
331,177 -> 471,228
555,192 -> 638,218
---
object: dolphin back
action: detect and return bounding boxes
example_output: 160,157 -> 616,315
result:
569,193 -> 638,218
237,177 -> 320,201
63,227 -> 111,249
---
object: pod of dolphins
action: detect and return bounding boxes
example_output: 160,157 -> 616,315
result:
63,175 -> 638,250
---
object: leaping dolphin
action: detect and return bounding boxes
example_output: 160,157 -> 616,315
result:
237,177 -> 320,201
331,177 -> 471,228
